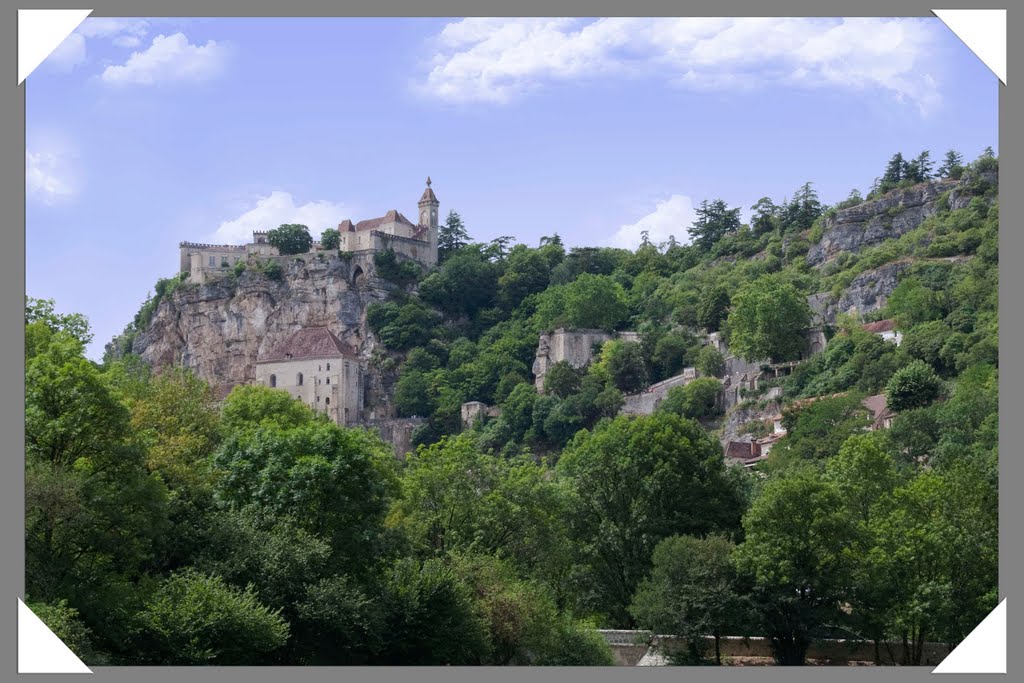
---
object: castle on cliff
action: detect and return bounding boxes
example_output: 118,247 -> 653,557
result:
179,178 -> 440,283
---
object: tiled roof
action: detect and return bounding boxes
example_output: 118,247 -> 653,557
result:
725,441 -> 760,461
257,327 -> 358,363
354,209 -> 416,232
863,319 -> 898,333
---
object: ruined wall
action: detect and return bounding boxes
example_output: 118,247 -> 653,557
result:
532,328 -> 639,390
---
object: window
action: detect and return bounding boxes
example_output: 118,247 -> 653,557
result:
209,256 -> 215,266
325,397 -> 330,405
326,363 -> 331,371
316,396 -> 320,402
269,374 -> 276,388
221,257 -> 229,267
297,373 -> 304,386
318,365 -> 321,371
326,377 -> 330,384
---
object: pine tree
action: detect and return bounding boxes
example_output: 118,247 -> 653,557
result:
882,153 -> 905,185
911,151 -> 933,181
937,150 -> 964,178
438,210 -> 470,263
687,199 -> 740,252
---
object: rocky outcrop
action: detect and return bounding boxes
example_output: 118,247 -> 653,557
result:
128,254 -> 397,414
808,179 -> 957,266
808,260 -> 912,326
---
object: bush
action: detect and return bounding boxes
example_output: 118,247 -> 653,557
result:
886,360 -> 942,412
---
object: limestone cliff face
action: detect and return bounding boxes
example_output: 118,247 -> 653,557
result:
130,255 -> 397,411
807,179 -> 957,267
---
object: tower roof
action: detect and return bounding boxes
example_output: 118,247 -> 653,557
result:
419,176 -> 438,204
257,326 -> 358,363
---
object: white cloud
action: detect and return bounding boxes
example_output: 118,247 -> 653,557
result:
77,17 -> 149,41
211,192 -> 353,244
609,194 -> 696,250
100,33 -> 227,86
420,17 -> 942,113
45,32 -> 87,72
26,150 -> 76,204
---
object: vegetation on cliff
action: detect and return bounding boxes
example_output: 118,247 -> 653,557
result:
29,147 -> 999,665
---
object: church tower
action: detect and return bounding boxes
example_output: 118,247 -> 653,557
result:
418,176 -> 439,264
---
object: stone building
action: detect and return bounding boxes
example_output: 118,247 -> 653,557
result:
180,178 -> 440,283
532,328 -> 641,391
254,326 -> 363,425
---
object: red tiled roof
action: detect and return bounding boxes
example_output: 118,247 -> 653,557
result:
725,441 -> 760,461
257,327 -> 358,363
354,209 -> 416,232
863,319 -> 898,333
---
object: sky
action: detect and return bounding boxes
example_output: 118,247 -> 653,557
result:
25,17 -> 998,360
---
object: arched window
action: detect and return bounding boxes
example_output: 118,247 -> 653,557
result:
297,372 -> 304,386
325,397 -> 330,405
269,374 -> 276,388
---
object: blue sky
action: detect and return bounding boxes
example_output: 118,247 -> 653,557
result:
26,17 -> 998,360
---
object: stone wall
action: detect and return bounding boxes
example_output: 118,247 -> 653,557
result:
366,417 -> 426,459
620,368 -> 698,416
599,631 -> 952,666
532,328 -> 639,391
254,356 -> 362,426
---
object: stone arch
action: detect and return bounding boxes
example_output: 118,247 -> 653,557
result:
810,341 -> 824,356
352,265 -> 366,286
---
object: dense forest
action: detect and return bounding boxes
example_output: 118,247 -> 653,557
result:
26,148 -> 998,666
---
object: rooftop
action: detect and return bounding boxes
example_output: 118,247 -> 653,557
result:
863,319 -> 898,334
257,326 -> 358,364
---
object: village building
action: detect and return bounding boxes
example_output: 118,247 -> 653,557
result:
862,393 -> 896,431
254,326 -> 363,425
862,319 -> 903,346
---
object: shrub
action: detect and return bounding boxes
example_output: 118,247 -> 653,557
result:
886,360 -> 942,412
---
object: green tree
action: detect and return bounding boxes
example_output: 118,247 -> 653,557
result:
937,149 -> 964,179
498,245 -> 550,310
438,210 -> 470,262
320,228 -> 340,250
733,470 -> 856,665
387,436 -> 566,577
562,273 -> 628,330
419,250 -> 500,318
267,223 -> 312,255
658,378 -> 722,420
543,360 -> 582,399
696,284 -> 731,333
133,570 -> 289,664
630,534 -> 743,664
769,394 -> 871,464
695,345 -> 725,378
885,360 -> 942,412
557,413 -> 745,626
603,340 -> 649,394
750,197 -> 779,237
688,199 -> 741,252
726,274 -> 812,362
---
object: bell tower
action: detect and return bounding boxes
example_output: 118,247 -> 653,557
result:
418,176 -> 440,264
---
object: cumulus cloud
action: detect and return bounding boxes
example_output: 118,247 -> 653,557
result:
27,150 -> 76,204
210,192 -> 353,244
100,33 -> 227,86
44,18 -> 150,73
420,17 -> 942,113
609,194 -> 696,250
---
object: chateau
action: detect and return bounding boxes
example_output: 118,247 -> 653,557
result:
179,178 -> 441,283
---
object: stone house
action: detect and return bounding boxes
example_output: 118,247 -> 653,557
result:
254,326 -> 363,425
862,393 -> 896,431
862,319 -> 903,346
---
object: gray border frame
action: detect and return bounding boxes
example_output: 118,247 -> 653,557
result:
1,1 -> 1014,681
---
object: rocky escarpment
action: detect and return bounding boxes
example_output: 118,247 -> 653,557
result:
807,260 -> 912,326
808,169 -> 998,267
127,255 -> 397,407
807,179 -> 957,267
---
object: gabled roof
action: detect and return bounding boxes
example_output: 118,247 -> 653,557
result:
354,209 -> 416,232
863,319 -> 898,334
725,441 -> 760,461
257,327 -> 358,364
862,394 -> 894,428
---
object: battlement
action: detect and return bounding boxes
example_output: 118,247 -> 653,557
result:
180,241 -> 248,251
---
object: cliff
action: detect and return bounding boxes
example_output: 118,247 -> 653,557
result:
122,254 -> 400,415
